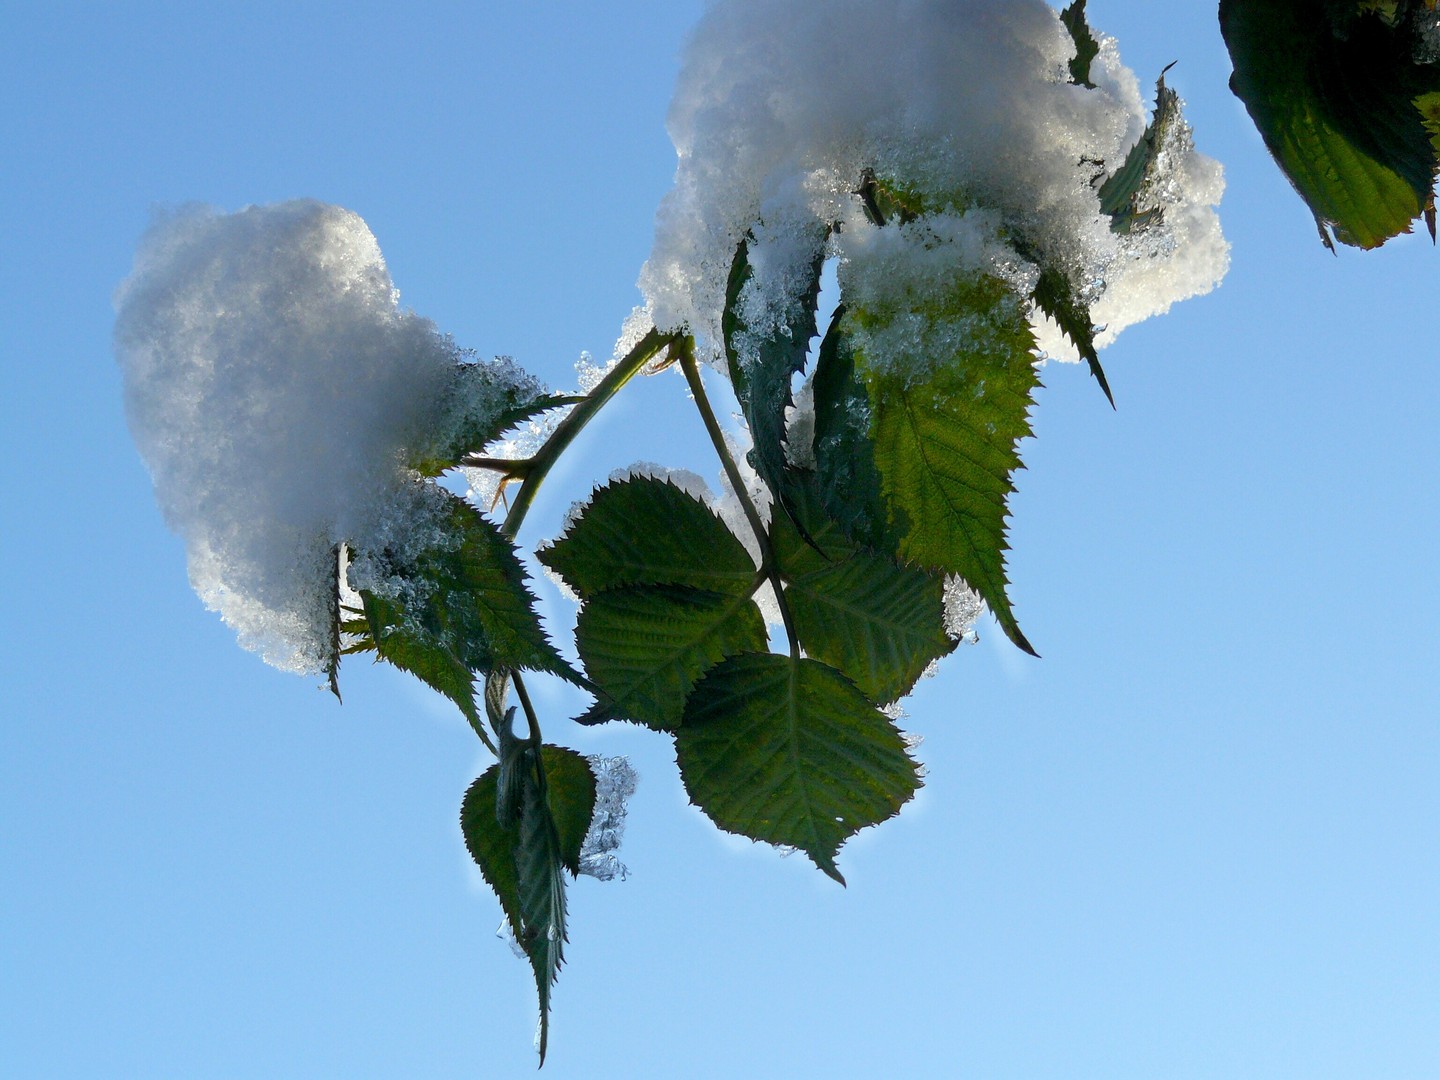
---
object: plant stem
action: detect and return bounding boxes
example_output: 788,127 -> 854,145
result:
470,330 -> 680,760
678,345 -> 801,659
501,327 -> 681,539
512,671 -> 544,746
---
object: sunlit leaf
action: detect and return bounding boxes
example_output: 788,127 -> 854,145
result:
1221,0 -> 1440,248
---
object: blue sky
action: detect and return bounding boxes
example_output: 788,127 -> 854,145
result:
4,2 -> 1437,1077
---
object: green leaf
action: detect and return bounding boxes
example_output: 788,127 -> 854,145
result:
357,492 -> 578,724
325,543 -> 343,701
1221,0 -> 1440,248
1097,66 -> 1180,235
773,478 -> 955,704
460,744 -> 595,1064
721,235 -> 826,493
538,475 -> 757,599
676,653 -> 922,883
361,588 -> 482,724
576,585 -> 767,731
1030,265 -> 1113,408
840,274 -> 1040,655
1060,0 -> 1100,89
810,305 -> 889,549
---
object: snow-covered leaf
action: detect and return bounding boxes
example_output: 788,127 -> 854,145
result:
359,493 -> 578,701
721,236 -> 825,493
856,276 -> 1040,656
1098,67 -> 1180,235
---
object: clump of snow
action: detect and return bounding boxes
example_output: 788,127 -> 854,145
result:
943,577 -> 985,643
578,755 -> 639,881
115,200 -> 539,674
640,0 -> 1227,372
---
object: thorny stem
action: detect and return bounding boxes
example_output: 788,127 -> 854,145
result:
500,327 -> 683,539
512,672 -> 544,746
678,344 -> 801,660
465,329 -> 682,760
462,454 -> 534,474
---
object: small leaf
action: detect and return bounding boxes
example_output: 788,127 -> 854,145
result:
361,589 -> 482,726
538,475 -> 757,600
722,235 -> 826,493
460,745 -> 595,1064
1030,265 -> 1114,408
356,494 -> 577,731
1060,0 -> 1100,89
408,363 -> 562,478
1098,66 -> 1180,235
676,653 -> 922,883
576,585 -> 767,731
773,478 -> 955,704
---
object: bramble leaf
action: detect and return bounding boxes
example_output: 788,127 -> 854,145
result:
1030,265 -> 1113,408
773,477 -> 954,703
722,235 -> 826,493
842,274 -> 1039,655
361,589 -> 483,725
538,476 -> 756,600
810,305 -> 889,548
576,585 -> 767,730
1098,66 -> 1180,235
357,492 -> 578,721
1060,0 -> 1100,89
460,744 -> 596,1064
1221,0 -> 1440,248
408,364 -> 566,478
676,653 -> 922,883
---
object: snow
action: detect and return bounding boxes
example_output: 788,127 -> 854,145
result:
578,755 -> 639,881
115,200 -> 541,674
640,0 -> 1227,372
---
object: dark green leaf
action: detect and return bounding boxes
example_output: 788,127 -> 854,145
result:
1221,0 -> 1440,248
773,479 -> 955,704
361,589 -> 482,725
1060,0 -> 1100,88
1030,265 -> 1113,408
460,744 -> 595,1065
325,544 -> 343,701
810,305 -> 889,549
538,475 -> 757,599
356,493 -> 577,729
722,236 -> 826,494
576,585 -> 767,731
676,653 -> 922,883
